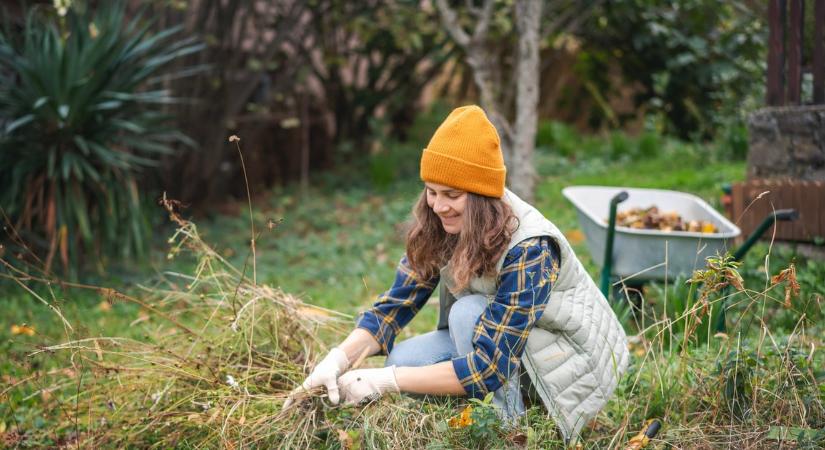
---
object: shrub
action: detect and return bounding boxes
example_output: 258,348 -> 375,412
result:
0,1 -> 202,272
579,0 -> 765,139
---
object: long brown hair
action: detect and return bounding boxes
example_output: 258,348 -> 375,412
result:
405,190 -> 518,291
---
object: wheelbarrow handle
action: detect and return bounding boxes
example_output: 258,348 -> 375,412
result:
612,191 -> 629,205
601,191 -> 629,298
732,208 -> 798,262
773,208 -> 799,222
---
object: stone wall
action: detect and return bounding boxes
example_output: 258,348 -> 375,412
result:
747,105 -> 825,180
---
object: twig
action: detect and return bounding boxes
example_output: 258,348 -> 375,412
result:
229,135 -> 257,286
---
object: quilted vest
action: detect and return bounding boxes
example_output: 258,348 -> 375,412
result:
436,189 -> 629,442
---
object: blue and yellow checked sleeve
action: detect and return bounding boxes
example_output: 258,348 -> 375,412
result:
355,255 -> 439,354
451,236 -> 560,399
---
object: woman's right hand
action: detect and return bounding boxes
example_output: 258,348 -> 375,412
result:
283,347 -> 350,408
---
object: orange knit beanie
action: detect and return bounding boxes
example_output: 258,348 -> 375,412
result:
420,105 -> 507,198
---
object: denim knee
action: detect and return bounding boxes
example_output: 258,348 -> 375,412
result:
448,294 -> 487,351
384,350 -> 418,368
384,330 -> 456,367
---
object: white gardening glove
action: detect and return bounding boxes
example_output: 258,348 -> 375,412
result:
283,347 -> 350,408
337,366 -> 399,406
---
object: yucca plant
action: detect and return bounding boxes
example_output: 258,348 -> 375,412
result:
0,1 -> 203,272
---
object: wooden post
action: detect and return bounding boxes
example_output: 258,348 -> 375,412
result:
788,0 -> 804,104
768,0 -> 787,106
815,0 -> 825,103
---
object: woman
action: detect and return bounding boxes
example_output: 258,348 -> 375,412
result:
285,105 -> 629,443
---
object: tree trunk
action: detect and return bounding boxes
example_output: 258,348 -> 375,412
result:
435,0 -> 541,202
465,49 -> 513,164
510,0 -> 542,203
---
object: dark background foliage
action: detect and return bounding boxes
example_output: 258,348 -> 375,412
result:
576,0 -> 766,138
0,0 -> 769,271
0,1 -> 202,273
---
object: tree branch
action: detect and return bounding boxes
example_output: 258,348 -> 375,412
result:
434,0 -> 471,48
465,0 -> 482,18
542,0 -> 606,41
472,0 -> 495,42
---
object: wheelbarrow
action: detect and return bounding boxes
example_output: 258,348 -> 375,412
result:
562,186 -> 797,330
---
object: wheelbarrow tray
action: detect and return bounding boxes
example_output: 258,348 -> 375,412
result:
562,186 -> 741,281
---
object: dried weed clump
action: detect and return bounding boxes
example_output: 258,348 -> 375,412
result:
3,201 -> 381,448
2,196 -> 512,449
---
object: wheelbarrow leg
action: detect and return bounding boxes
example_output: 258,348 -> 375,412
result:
713,208 -> 799,332
601,191 -> 629,300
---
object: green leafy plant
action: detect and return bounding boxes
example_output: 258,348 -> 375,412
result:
0,1 -> 203,271
467,392 -> 501,445
579,0 -> 765,139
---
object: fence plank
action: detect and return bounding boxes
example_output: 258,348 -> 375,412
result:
815,0 -> 825,103
788,0 -> 804,104
788,180 -> 803,239
768,0 -> 788,106
797,181 -> 815,240
731,180 -> 824,242
818,181 -> 825,240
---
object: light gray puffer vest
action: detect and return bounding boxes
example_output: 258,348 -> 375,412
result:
436,189 -> 629,441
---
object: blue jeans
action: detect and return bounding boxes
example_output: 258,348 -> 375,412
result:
385,294 -> 525,421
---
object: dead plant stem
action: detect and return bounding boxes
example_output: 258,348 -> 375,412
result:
232,139 -> 257,286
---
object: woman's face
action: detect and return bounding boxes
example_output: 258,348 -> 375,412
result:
425,182 -> 467,234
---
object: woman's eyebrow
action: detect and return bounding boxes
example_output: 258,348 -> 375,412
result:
425,185 -> 463,194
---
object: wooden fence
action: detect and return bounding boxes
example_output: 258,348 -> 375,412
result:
767,0 -> 825,105
730,179 -> 825,243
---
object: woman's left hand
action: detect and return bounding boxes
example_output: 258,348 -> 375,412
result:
337,366 -> 399,405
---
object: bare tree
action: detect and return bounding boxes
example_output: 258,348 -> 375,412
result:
435,0 -> 600,202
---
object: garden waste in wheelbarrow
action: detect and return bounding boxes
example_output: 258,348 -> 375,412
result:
562,186 -> 741,283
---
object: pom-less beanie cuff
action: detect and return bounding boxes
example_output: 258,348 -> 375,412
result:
419,105 -> 507,198
420,149 -> 506,198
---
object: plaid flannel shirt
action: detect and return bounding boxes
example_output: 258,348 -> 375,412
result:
356,236 -> 560,398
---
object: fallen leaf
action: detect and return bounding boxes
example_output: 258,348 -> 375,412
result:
508,431 -> 528,447
447,405 -> 473,428
10,324 -> 35,336
336,429 -> 353,449
565,229 -> 585,245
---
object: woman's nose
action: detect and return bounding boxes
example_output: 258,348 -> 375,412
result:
433,197 -> 450,213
